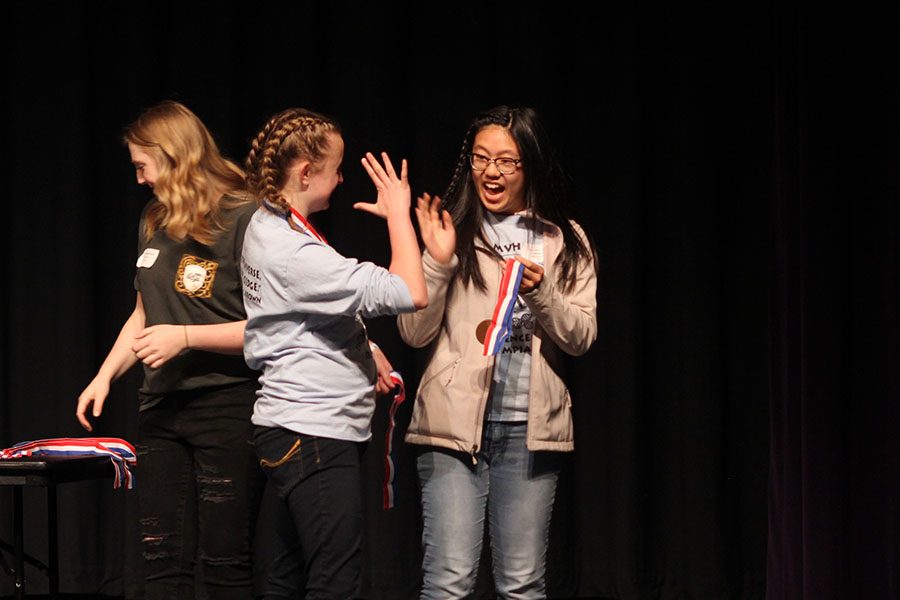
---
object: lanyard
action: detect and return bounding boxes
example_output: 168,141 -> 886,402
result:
289,206 -> 328,244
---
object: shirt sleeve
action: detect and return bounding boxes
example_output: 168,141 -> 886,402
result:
520,222 -> 597,356
285,241 -> 415,318
134,200 -> 155,292
397,250 -> 458,348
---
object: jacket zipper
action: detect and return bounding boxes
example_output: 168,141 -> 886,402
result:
445,358 -> 460,386
470,353 -> 495,465
469,256 -> 508,466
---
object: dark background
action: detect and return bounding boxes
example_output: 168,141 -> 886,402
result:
1,2 -> 897,599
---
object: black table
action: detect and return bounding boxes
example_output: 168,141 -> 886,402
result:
0,456 -> 114,599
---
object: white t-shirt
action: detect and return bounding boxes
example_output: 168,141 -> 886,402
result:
483,212 -> 544,421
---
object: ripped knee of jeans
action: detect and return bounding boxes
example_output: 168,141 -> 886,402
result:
197,473 -> 237,504
199,552 -> 252,569
140,517 -> 176,561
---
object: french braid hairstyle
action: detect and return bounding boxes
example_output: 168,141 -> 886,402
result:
125,101 -> 249,245
244,108 -> 341,233
441,105 -> 596,293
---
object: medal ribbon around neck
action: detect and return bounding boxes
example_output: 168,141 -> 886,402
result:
482,258 -> 526,356
289,206 -> 329,245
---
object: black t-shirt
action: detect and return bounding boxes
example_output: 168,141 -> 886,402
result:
135,198 -> 259,408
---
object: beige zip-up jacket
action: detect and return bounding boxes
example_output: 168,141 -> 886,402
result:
398,217 -> 597,455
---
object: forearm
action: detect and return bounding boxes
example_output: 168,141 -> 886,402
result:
184,320 -> 246,355
398,252 -> 456,347
522,261 -> 598,356
387,211 -> 427,308
397,286 -> 444,347
95,305 -> 144,382
526,291 -> 596,355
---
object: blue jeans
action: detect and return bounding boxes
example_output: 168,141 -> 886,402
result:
417,421 -> 562,600
253,426 -> 365,600
137,380 -> 263,600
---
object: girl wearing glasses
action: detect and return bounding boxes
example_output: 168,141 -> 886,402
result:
240,108 -> 427,598
399,105 -> 597,599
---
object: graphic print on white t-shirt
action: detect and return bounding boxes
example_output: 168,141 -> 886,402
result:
483,212 -> 544,421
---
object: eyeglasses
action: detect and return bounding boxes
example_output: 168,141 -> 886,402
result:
468,153 -> 521,174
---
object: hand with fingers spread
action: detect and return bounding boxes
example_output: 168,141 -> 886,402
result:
354,151 -> 428,307
355,152 -> 410,220
415,193 -> 456,265
515,255 -> 545,292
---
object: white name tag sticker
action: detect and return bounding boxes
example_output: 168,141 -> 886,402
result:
137,248 -> 160,268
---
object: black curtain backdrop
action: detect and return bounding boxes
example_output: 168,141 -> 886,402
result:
766,5 -> 900,600
0,2 -> 896,599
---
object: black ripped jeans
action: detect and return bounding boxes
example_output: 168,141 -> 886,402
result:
137,380 -> 264,600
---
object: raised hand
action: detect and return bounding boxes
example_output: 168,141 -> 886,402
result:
355,152 -> 410,220
415,193 -> 456,265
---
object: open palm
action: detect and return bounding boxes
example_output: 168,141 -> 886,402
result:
415,193 -> 456,265
355,152 -> 410,219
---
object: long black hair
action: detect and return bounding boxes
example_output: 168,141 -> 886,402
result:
441,105 -> 596,292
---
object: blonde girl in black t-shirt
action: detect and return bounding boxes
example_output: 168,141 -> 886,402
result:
76,100 -> 261,600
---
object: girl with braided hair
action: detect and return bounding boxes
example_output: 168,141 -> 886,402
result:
240,107 -> 427,598
399,106 -> 598,599
76,100 -> 263,599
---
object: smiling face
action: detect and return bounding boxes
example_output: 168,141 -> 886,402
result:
128,142 -> 161,188
471,125 -> 525,215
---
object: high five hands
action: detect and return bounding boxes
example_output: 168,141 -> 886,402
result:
413,193 -> 540,291
356,152 -> 410,219
414,193 -> 456,265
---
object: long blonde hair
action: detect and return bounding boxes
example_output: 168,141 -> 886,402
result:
125,101 -> 249,245
244,108 -> 340,233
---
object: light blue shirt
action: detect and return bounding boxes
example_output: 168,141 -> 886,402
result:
241,207 -> 415,441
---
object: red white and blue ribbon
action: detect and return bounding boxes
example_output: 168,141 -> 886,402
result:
482,258 -> 526,356
0,437 -> 137,489
382,371 -> 406,510
289,206 -> 329,244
